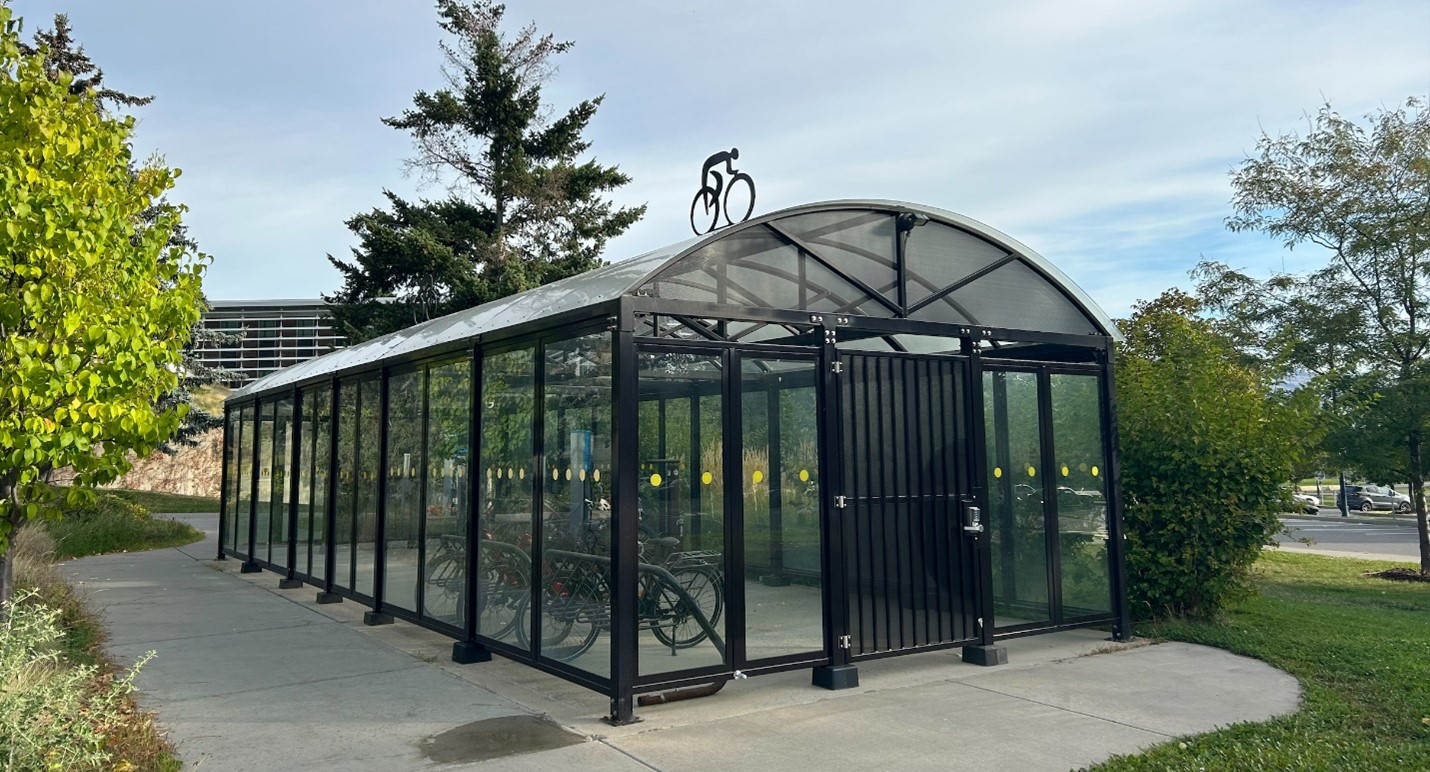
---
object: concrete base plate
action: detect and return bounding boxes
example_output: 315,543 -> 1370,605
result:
962,644 -> 1008,666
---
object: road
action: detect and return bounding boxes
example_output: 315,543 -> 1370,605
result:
1275,513 -> 1423,560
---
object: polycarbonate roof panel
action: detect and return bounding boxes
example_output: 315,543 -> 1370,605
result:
231,199 -> 1118,403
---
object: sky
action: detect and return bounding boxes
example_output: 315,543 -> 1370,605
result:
9,0 -> 1430,317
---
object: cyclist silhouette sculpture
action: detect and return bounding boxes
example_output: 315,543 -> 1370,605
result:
690,148 -> 756,235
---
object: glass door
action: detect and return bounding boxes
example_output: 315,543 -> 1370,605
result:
736,354 -> 824,665
633,345 -> 827,682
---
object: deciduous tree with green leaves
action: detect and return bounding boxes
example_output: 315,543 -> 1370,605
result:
326,0 -> 645,343
1116,291 -> 1317,618
1196,97 -> 1430,574
0,5 -> 206,612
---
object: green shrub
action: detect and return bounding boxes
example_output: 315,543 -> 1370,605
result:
0,591 -> 155,772
1117,292 -> 1316,619
40,490 -> 201,560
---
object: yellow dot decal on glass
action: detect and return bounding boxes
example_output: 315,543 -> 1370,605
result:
579,469 -> 586,481
650,473 -> 663,487
701,471 -> 713,485
993,467 -> 1003,479
753,470 -> 764,484
1091,466 -> 1100,477
495,467 -> 503,479
1061,465 -> 1070,477
1079,463 -> 1088,473
799,469 -> 810,482
518,468 -> 525,480
1027,466 -> 1036,478
551,467 -> 559,481
593,469 -> 601,482
486,467 -> 494,479
565,468 -> 572,481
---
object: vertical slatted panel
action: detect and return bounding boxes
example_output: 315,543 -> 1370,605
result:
842,352 -> 977,657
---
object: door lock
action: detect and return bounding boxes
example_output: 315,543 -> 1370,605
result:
962,504 -> 983,533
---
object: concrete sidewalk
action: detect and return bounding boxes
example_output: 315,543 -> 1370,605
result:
62,514 -> 1302,771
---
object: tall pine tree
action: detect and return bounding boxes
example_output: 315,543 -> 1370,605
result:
326,0 -> 645,342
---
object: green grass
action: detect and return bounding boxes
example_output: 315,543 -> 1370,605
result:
41,489 -> 204,560
1093,551 -> 1430,770
104,487 -> 220,513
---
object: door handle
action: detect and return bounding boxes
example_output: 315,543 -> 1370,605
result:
962,503 -> 983,533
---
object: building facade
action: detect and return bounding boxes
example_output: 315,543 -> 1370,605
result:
199,300 -> 346,386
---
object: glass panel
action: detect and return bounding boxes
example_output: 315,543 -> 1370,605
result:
985,371 -> 1051,626
535,333 -> 613,677
741,357 -> 823,661
224,411 -> 239,553
334,381 -> 359,591
254,402 -> 273,565
383,370 -> 423,614
271,397 -> 294,570
1050,374 -> 1111,616
779,211 -> 899,307
295,394 -> 314,576
478,347 -> 536,649
304,388 -> 331,582
355,378 -> 381,599
424,359 -> 470,627
637,350 -> 727,676
234,405 -> 253,558
904,222 -> 1009,307
947,261 -> 1097,335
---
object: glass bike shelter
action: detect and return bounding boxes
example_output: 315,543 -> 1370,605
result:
220,200 -> 1131,724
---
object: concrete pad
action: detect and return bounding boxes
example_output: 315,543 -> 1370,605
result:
958,641 -> 1302,737
445,739 -> 651,771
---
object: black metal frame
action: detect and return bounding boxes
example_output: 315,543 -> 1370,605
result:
217,201 -> 1128,725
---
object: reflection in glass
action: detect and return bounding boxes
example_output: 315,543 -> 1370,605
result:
526,333 -> 613,677
295,394 -> 314,575
233,405 -> 254,559
741,358 -> 823,661
637,350 -> 727,677
986,371 -> 1051,626
355,378 -> 381,598
333,381 -> 358,591
254,401 -> 273,565
1050,374 -> 1111,615
383,370 -> 423,614
423,359 -> 470,627
478,347 -> 535,648
304,387 -> 331,582
271,397 -> 294,570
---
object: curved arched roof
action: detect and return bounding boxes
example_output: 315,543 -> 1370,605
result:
232,200 -> 1118,399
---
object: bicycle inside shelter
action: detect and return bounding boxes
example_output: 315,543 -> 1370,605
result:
219,200 -> 1130,724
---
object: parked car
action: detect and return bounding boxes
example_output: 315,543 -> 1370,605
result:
1336,484 -> 1413,513
1293,493 -> 1320,514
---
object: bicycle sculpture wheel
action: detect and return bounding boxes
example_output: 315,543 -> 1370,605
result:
689,148 -> 757,236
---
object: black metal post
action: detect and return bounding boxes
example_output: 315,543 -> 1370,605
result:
217,406 -> 231,560
454,346 -> 490,663
1099,348 -> 1133,640
1037,369 -> 1063,625
365,369 -> 394,626
813,316 -> 857,689
317,380 -> 343,604
279,388 -> 303,589
241,402 -> 263,574
607,306 -> 640,725
962,335 -> 1006,665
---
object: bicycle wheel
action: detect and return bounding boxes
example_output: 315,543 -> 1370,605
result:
722,174 -> 756,226
689,188 -> 720,235
476,559 -> 523,640
422,553 -> 463,624
516,570 -> 605,661
650,566 -> 723,649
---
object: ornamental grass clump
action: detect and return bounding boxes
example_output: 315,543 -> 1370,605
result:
0,590 -> 154,772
